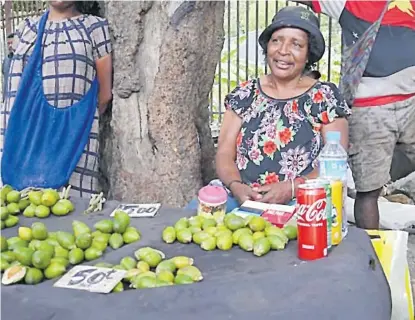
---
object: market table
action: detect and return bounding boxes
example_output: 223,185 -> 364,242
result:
1,198 -> 391,320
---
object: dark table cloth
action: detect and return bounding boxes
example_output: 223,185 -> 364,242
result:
1,198 -> 391,320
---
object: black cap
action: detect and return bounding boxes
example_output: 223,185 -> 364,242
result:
258,6 -> 325,64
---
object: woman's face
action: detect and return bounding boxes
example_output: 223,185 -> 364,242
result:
266,27 -> 309,81
49,1 -> 76,11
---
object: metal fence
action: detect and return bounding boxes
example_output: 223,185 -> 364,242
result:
1,1 -> 341,130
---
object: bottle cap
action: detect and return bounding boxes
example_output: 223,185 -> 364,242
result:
326,131 -> 341,142
198,186 -> 227,205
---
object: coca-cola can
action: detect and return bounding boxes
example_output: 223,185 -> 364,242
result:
296,183 -> 328,260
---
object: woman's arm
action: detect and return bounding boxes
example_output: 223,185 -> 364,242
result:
95,54 -> 113,115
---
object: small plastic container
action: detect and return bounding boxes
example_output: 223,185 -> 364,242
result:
197,186 -> 227,223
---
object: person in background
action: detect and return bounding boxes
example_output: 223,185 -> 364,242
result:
1,1 -> 113,197
215,6 -> 350,209
2,33 -> 15,102
294,0 -> 415,229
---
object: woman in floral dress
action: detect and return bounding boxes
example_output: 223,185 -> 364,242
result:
1,1 -> 112,197
216,6 -> 351,206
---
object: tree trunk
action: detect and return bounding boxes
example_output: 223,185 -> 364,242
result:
100,1 -> 225,207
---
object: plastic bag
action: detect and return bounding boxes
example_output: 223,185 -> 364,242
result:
367,230 -> 414,320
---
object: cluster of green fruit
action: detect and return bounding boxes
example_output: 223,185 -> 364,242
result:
0,185 -> 75,225
98,247 -> 202,292
0,211 -> 140,286
162,214 -> 297,257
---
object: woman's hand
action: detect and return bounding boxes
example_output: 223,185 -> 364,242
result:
230,182 -> 262,205
253,181 -> 293,204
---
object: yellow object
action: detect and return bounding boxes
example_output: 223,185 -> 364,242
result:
367,230 -> 414,320
331,179 -> 343,245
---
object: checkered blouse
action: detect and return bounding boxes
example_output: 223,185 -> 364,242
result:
1,14 -> 112,197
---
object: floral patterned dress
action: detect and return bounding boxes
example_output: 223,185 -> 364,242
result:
224,79 -> 351,187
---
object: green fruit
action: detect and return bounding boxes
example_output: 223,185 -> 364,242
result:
120,256 -> 136,270
24,268 -> 43,285
176,228 -> 192,244
75,233 -> 92,250
266,226 -> 289,244
28,240 -> 42,251
202,218 -> 217,230
38,242 -> 55,257
7,237 -> 28,249
155,260 -> 176,274
113,211 -> 130,234
174,274 -> 194,285
94,233 -> 110,244
84,247 -> 102,261
6,203 -> 20,215
18,199 -> 31,211
224,215 -> 245,231
123,268 -> 141,282
94,262 -> 113,268
18,227 -> 33,241
1,236 -> 8,252
0,206 -> 9,220
28,191 -> 43,206
204,226 -> 217,236
136,261 -> 150,273
140,251 -> 162,268
72,220 -> 91,238
54,246 -> 69,259
57,199 -> 74,212
0,221 -> 4,229
253,237 -> 271,257
162,226 -> 176,244
177,265 -> 203,282
122,228 -> 140,244
56,231 -> 76,250
132,276 -> 157,289
32,250 -> 52,269
267,235 -> 286,250
91,240 -> 107,252
109,233 -> 124,249
44,262 -> 66,279
94,219 -> 114,234
13,247 -> 34,266
112,264 -> 127,271
248,216 -> 266,232
0,185 -> 13,203
31,222 -> 48,240
23,204 -> 36,218
45,238 -> 59,247
35,205 -> 50,218
51,202 -> 70,216
41,190 -> 60,207
201,237 -> 216,251
189,226 -> 202,234
188,216 -> 204,228
50,257 -> 69,268
1,259 -> 10,271
215,229 -> 232,238
238,233 -> 254,252
192,231 -> 210,245
6,190 -> 21,203
4,215 -> 19,227
68,248 -> 84,265
1,251 -> 16,263
174,217 -> 189,230
1,265 -> 26,285
283,225 -> 298,240
112,281 -> 124,293
216,234 -> 233,251
232,228 -> 252,245
252,231 -> 265,241
91,230 -> 103,238
156,270 -> 174,283
48,232 -> 58,240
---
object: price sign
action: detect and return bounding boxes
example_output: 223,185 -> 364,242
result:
110,203 -> 161,218
54,266 -> 127,293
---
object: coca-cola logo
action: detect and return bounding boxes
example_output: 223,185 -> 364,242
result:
296,198 -> 327,223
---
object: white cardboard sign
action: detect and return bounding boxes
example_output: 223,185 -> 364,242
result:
110,203 -> 161,218
54,266 -> 127,294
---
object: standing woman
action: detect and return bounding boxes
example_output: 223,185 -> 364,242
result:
1,1 -> 113,197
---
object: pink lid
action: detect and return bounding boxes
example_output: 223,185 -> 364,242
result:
198,186 -> 227,204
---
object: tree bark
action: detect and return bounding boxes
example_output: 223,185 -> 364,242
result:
100,1 -> 225,206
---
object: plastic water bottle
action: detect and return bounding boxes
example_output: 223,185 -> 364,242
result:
318,131 -> 348,240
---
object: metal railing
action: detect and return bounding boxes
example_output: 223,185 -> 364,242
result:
1,1 -> 341,131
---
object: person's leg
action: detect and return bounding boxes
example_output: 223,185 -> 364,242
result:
395,96 -> 415,172
348,103 -> 397,229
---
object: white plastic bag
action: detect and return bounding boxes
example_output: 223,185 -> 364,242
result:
367,230 -> 414,320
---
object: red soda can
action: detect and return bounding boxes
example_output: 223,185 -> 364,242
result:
295,183 -> 328,260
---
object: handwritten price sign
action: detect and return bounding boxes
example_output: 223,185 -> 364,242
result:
54,266 -> 126,293
110,203 -> 161,218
